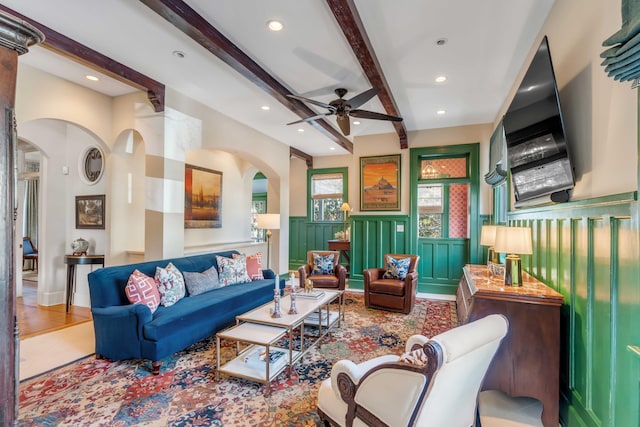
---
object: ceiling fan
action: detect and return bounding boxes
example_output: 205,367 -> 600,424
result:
286,87 -> 403,136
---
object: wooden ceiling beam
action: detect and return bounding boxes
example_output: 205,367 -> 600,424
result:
0,5 -> 166,112
290,147 -> 313,168
138,0 -> 353,154
326,0 -> 408,149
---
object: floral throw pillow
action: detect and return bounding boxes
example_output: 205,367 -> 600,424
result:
216,255 -> 252,286
154,262 -> 186,307
311,252 -> 335,275
383,256 -> 412,280
125,269 -> 160,313
399,348 -> 428,366
183,265 -> 220,296
233,252 -> 264,280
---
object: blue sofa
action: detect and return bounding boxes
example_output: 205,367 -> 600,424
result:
88,250 -> 278,374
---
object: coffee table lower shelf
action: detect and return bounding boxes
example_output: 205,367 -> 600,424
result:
216,322 -> 300,394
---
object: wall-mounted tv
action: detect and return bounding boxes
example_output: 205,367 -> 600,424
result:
503,36 -> 574,204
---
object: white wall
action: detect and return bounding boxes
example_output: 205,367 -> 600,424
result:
293,124 -> 493,217
496,0 -> 637,200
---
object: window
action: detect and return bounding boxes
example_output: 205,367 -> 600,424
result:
308,168 -> 348,221
418,184 -> 443,238
251,172 -> 267,241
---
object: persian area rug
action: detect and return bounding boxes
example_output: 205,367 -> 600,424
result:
18,293 -> 457,426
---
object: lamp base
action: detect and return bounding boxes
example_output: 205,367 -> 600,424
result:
504,254 -> 522,286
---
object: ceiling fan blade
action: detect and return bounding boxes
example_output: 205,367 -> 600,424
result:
346,87 -> 380,109
287,94 -> 334,110
286,113 -> 331,125
336,115 -> 350,136
350,109 -> 403,122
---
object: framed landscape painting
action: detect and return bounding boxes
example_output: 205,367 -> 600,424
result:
184,164 -> 222,228
75,195 -> 105,229
360,154 -> 401,211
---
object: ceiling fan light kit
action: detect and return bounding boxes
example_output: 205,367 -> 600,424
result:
286,87 -> 403,136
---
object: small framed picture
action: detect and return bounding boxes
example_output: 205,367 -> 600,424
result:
360,154 -> 401,211
75,195 -> 105,229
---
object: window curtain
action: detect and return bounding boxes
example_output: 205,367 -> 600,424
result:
23,178 -> 38,245
484,120 -> 507,185
601,0 -> 640,82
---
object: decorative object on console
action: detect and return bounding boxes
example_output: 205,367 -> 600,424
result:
75,195 -> 105,229
70,237 -> 90,256
480,225 -> 503,277
184,164 -> 222,229
256,213 -> 280,269
493,226 -> 533,286
360,154 -> 401,211
340,202 -> 351,237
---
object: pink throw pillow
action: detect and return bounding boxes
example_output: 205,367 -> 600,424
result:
125,269 -> 160,313
233,252 -> 264,280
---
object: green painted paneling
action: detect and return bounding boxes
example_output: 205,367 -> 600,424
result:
416,238 -> 467,294
288,216 -> 343,270
348,215 -> 410,288
507,192 -> 640,427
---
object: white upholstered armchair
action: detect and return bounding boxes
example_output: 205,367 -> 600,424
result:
317,314 -> 509,427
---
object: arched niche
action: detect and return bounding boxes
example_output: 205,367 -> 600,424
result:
109,129 -> 146,265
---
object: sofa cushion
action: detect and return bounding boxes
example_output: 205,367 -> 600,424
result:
125,269 -> 160,313
234,252 -> 264,280
183,265 -> 221,296
383,255 -> 411,280
217,255 -> 252,286
312,252 -> 335,275
144,279 -> 274,341
155,262 -> 186,307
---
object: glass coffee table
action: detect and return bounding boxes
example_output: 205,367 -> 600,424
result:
216,289 -> 343,394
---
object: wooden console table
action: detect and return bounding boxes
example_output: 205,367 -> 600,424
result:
327,239 -> 350,274
456,264 -> 564,427
64,254 -> 104,312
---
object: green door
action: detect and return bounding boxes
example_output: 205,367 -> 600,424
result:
410,144 -> 480,295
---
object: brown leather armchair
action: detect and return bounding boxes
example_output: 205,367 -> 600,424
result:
364,254 -> 420,314
298,250 -> 346,290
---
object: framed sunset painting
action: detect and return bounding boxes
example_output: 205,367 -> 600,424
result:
184,164 -> 222,228
360,154 -> 401,211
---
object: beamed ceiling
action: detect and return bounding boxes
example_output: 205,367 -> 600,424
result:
1,0 -> 555,159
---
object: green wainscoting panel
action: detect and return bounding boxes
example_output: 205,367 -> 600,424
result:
508,192 -> 640,427
348,215 -> 410,289
288,216 -> 343,271
416,238 -> 468,294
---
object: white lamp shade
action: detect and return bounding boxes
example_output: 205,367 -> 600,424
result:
255,213 -> 280,230
480,225 -> 501,246
494,226 -> 533,255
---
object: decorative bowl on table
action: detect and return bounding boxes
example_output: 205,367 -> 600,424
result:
71,238 -> 89,256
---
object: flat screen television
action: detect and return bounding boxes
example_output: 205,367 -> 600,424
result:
503,36 -> 574,204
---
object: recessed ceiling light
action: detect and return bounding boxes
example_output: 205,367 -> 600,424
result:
353,121 -> 361,125
85,75 -> 99,82
267,20 -> 284,32
436,110 -> 446,115
435,76 -> 447,83
329,147 -> 336,151
297,128 -> 304,132
261,105 -> 270,111
172,50 -> 185,58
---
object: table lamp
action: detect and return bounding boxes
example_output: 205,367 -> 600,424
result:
340,202 -> 351,237
493,226 -> 532,286
480,225 -> 501,267
255,213 -> 280,269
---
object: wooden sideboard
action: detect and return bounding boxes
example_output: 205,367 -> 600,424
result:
456,264 -> 564,427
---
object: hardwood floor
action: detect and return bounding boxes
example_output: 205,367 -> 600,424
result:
18,278 -> 92,339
